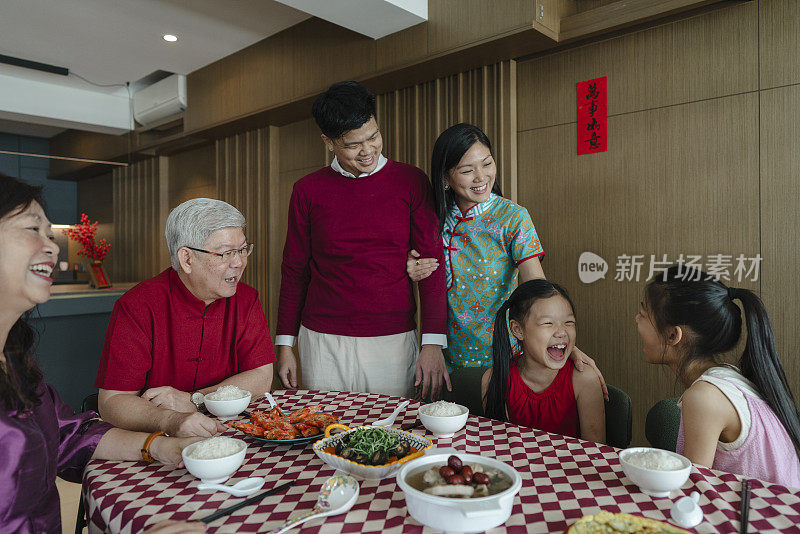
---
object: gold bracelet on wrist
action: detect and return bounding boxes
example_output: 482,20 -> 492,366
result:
141,431 -> 166,463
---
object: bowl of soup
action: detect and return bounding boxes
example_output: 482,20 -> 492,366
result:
396,450 -> 522,533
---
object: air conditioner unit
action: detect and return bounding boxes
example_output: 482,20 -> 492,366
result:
133,74 -> 186,126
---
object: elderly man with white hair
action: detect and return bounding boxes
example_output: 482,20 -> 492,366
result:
95,198 -> 275,437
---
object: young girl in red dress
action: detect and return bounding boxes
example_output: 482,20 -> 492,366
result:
481,279 -> 605,442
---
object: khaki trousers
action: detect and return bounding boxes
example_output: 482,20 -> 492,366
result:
299,326 -> 418,398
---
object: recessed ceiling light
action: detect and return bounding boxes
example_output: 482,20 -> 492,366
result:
163,34 -> 178,42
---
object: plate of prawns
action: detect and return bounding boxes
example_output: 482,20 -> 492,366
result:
226,402 -> 339,444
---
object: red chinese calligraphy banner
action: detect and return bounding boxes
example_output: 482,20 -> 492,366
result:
577,76 -> 607,155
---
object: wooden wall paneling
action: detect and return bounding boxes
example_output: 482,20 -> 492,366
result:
375,22 -> 428,73
112,158 -> 161,282
517,1 -> 757,132
216,128 -> 270,319
427,0 -> 538,54
158,156 -> 170,270
168,144 -> 216,208
185,46 -> 244,133
266,126 -> 280,331
558,0 -> 724,42
289,19 -> 377,104
500,61 -> 518,202
517,94 -> 760,446
278,118 -> 326,173
558,0 -> 622,18
376,61 -> 517,199
759,0 -> 800,90
760,84 -> 800,394
273,166 -> 319,385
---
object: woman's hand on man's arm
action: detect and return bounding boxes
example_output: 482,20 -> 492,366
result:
406,249 -> 439,282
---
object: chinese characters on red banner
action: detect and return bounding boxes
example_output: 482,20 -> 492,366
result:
577,76 -> 607,155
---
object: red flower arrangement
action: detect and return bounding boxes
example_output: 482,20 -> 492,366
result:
62,213 -> 112,262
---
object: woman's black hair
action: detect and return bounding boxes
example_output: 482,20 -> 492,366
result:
645,265 -> 800,458
0,173 -> 45,412
311,81 -> 377,140
484,279 -> 575,422
430,123 -> 503,234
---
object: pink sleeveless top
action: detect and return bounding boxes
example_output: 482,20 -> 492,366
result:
507,359 -> 579,438
677,371 -> 800,488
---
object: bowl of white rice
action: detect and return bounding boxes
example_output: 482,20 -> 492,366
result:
203,385 -> 251,421
618,447 -> 691,497
181,436 -> 247,483
418,401 -> 469,438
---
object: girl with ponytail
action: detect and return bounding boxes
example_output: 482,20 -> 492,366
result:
636,265 -> 800,487
481,279 -> 606,442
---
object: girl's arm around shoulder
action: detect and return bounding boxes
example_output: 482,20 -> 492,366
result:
480,367 -> 493,412
680,380 -> 737,468
573,366 -> 606,444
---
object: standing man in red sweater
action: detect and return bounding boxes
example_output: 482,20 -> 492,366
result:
276,81 -> 449,399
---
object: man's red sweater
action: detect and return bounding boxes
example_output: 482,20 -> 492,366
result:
277,159 -> 446,338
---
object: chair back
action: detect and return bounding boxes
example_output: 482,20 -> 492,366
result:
75,391 -> 99,534
81,392 -> 99,413
645,397 -> 681,451
605,385 -> 632,449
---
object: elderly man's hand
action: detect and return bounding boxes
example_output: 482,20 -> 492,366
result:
414,345 -> 452,401
142,386 -> 196,413
149,435 -> 203,467
165,411 -> 227,438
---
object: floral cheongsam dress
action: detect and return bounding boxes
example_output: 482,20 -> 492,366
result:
442,193 -> 544,368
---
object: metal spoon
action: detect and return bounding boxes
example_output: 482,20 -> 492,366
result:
373,400 -> 410,427
270,475 -> 359,534
197,477 -> 265,497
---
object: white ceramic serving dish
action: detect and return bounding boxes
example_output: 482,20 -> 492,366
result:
418,402 -> 469,438
396,450 -> 522,533
312,424 -> 432,480
181,438 -> 247,484
618,447 -> 692,497
204,392 -> 252,421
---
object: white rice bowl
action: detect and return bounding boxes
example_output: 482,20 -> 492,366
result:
204,385 -> 250,401
185,436 -> 245,460
182,437 -> 247,484
420,401 -> 467,417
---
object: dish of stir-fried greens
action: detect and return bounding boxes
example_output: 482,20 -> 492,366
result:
331,427 -> 416,465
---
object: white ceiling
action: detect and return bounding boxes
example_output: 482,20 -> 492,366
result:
0,0 -> 311,94
0,0 -> 428,138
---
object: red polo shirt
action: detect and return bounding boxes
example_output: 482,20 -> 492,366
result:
95,268 -> 275,392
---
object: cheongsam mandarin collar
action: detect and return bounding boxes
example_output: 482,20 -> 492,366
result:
445,193 -> 499,227
168,268 -> 223,315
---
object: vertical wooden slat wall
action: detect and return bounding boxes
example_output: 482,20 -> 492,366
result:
112,158 -> 161,282
376,60 -> 517,201
215,127 -> 275,320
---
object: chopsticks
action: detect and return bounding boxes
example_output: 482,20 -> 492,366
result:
199,480 -> 295,524
739,478 -> 751,534
401,420 -> 422,431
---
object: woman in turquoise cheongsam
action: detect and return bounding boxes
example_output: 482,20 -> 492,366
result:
408,123 -> 602,414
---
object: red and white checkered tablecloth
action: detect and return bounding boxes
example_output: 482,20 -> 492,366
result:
83,390 -> 800,533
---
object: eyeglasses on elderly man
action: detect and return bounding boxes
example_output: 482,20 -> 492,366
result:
185,243 -> 254,263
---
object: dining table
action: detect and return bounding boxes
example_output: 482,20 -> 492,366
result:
82,389 -> 800,533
